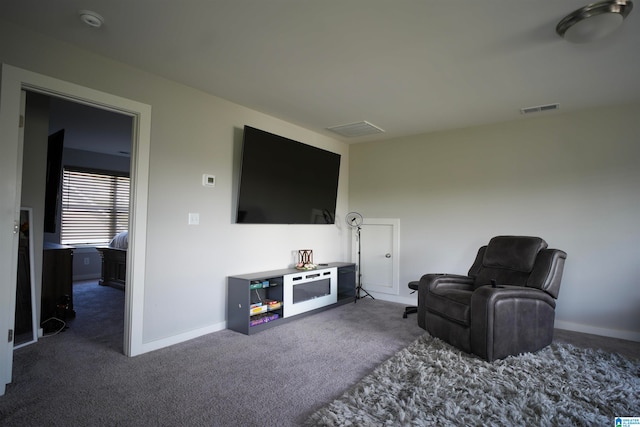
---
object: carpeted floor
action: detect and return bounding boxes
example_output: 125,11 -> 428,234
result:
1,281 -> 424,426
1,281 -> 638,426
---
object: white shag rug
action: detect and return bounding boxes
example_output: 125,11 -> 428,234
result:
306,334 -> 640,426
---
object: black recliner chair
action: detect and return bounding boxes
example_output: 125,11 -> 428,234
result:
418,236 -> 566,361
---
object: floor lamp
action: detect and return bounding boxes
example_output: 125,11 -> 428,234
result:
345,212 -> 374,302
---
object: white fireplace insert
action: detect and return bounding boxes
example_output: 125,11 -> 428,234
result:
283,267 -> 337,317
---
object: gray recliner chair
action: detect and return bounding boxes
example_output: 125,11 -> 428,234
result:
418,236 -> 567,361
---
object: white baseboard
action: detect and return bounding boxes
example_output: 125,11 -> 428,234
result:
555,320 -> 640,342
138,321 -> 227,355
135,301 -> 638,358
373,295 -> 640,343
368,292 -> 416,306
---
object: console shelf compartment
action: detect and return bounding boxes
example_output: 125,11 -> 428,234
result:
227,262 -> 355,335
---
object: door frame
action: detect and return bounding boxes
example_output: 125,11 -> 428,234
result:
0,64 -> 151,394
352,217 -> 400,296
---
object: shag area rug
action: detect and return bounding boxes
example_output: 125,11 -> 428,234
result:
306,334 -> 640,426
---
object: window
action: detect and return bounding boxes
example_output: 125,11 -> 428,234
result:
61,167 -> 129,246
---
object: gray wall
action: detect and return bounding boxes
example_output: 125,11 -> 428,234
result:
350,104 -> 640,341
3,18 -> 638,348
1,21 -> 350,349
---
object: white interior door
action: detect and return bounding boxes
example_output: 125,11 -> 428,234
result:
0,77 -> 26,395
353,218 -> 400,295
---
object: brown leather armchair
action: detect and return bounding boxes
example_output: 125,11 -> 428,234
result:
418,236 -> 567,361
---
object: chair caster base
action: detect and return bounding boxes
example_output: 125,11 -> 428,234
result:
403,306 -> 417,318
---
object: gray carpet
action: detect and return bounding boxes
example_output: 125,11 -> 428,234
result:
306,334 -> 640,426
0,281 -> 424,426
2,282 -> 639,426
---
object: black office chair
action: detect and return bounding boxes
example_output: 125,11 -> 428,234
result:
402,281 -> 419,318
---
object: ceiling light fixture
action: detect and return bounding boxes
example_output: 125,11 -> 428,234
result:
79,10 -> 104,28
556,0 -> 633,43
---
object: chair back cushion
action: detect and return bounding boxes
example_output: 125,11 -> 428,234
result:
483,236 -> 547,271
469,236 -> 548,289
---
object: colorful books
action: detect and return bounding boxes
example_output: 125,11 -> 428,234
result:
249,313 -> 279,327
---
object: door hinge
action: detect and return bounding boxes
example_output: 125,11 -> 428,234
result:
19,115 -> 24,128
8,329 -> 13,342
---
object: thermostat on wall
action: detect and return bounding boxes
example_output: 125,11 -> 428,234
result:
202,174 -> 216,187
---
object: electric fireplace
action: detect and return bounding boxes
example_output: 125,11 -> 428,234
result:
283,267 -> 337,317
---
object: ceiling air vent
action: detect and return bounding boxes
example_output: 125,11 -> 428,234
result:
327,121 -> 385,137
520,103 -> 560,115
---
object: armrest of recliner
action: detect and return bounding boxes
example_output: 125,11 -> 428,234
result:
420,274 -> 475,291
417,274 -> 474,329
418,273 -> 474,302
471,285 -> 556,311
470,285 -> 557,361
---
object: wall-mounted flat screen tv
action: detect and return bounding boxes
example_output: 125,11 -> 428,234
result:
236,126 -> 341,224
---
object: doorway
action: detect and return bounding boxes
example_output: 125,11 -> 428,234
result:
22,91 -> 132,344
1,64 -> 151,395
353,218 -> 400,296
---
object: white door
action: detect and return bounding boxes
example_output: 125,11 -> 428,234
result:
0,76 -> 26,396
353,218 -> 400,295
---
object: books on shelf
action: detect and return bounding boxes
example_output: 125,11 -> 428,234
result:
249,300 -> 282,315
249,312 -> 279,327
250,304 -> 267,315
249,280 -> 273,290
265,299 -> 281,310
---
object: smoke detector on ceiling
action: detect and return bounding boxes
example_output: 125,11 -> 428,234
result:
79,10 -> 104,28
327,121 -> 385,138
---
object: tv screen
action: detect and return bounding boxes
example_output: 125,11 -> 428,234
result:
236,126 -> 341,224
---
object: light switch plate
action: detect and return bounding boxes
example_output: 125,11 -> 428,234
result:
202,174 -> 216,187
188,213 -> 199,225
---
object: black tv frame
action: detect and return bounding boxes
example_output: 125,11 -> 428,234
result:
236,126 -> 341,225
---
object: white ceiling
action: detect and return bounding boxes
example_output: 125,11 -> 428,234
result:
2,0 -> 639,146
48,97 -> 133,157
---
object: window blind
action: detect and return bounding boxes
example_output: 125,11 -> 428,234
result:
61,168 -> 130,245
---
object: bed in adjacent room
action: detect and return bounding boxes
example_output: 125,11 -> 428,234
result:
97,231 -> 128,290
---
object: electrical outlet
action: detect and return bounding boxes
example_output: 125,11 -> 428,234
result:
84,257 -> 90,265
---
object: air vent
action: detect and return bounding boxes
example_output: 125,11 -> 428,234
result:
520,103 -> 560,115
327,121 -> 385,137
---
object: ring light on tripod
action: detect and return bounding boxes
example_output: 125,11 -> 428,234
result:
345,211 -> 363,228
345,212 -> 374,301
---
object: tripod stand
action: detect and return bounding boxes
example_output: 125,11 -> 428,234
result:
353,224 -> 374,302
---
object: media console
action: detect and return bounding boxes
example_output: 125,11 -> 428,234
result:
227,262 -> 355,335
